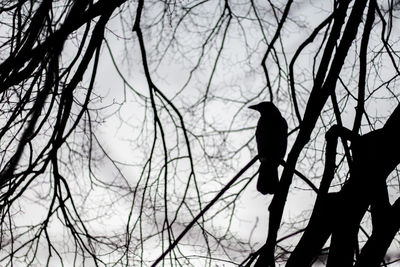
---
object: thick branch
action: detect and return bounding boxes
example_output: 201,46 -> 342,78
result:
355,198 -> 400,267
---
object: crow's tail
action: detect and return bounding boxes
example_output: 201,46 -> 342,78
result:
257,162 -> 279,195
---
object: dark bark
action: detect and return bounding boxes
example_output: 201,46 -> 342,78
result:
285,103 -> 400,266
355,198 -> 400,267
286,126 -> 342,267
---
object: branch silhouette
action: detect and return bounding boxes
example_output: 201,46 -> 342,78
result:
151,156 -> 259,267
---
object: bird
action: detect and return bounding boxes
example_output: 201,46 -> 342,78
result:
249,102 -> 288,195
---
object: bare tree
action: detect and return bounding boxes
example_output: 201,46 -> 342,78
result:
1,0 -> 400,266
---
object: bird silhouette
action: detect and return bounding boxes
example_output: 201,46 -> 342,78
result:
249,102 -> 288,194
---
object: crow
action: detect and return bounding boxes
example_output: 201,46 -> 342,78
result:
249,102 -> 288,195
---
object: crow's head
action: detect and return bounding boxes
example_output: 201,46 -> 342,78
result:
249,102 -> 280,117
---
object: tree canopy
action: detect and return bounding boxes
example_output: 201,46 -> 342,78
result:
0,0 -> 400,266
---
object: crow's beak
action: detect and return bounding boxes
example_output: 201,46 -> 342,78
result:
248,104 -> 259,111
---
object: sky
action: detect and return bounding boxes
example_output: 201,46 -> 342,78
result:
3,1 -> 400,266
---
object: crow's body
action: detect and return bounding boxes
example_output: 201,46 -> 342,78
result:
249,102 -> 287,194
